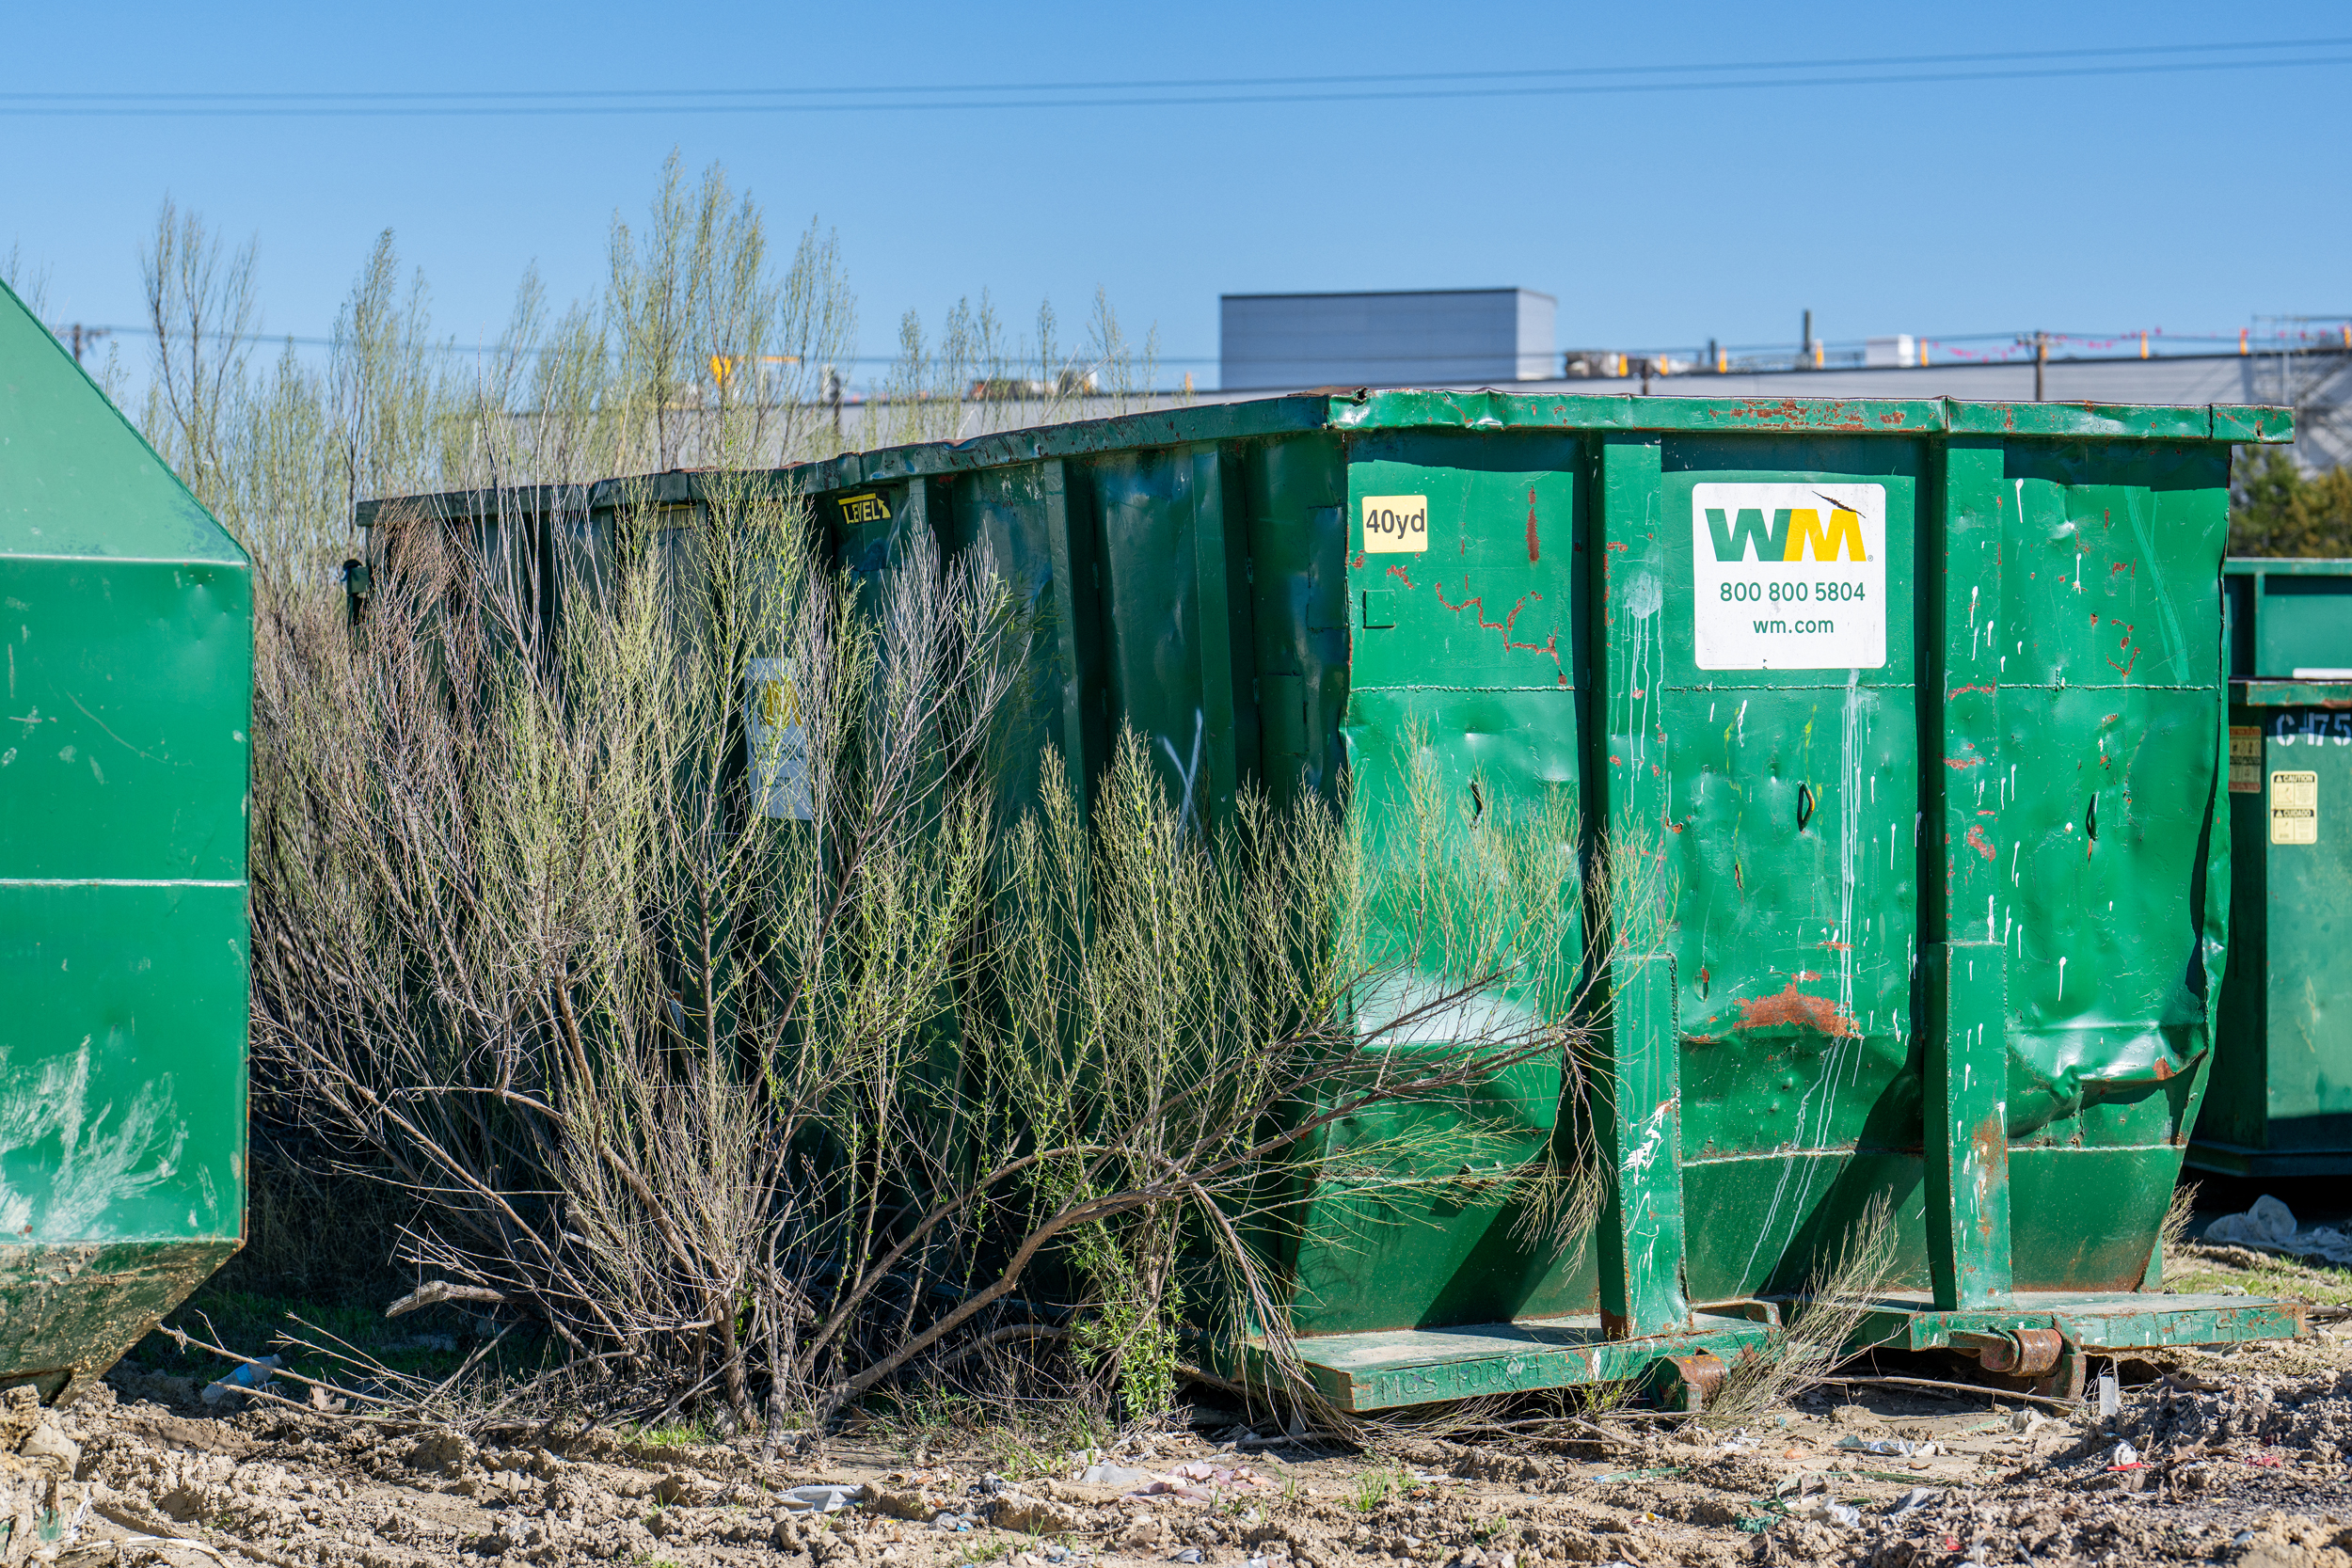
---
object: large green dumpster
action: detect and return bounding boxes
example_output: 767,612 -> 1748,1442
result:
371,390 -> 2303,1408
0,281 -> 251,1394
2198,559 -> 2352,1177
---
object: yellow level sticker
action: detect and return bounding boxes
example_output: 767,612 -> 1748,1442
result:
838,492 -> 892,524
1361,495 -> 1429,553
2230,726 -> 2264,793
2271,768 -> 2318,845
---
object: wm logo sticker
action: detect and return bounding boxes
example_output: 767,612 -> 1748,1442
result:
1704,505 -> 1867,563
1690,482 -> 1887,671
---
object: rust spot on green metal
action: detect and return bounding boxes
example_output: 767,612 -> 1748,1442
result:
1731,979 -> 1858,1038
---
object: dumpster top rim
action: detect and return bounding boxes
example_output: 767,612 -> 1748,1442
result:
2226,555 -> 2352,576
356,389 -> 2295,522
803,388 -> 2295,489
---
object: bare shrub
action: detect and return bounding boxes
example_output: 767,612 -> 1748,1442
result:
247,472 -> 1599,1428
121,164 -> 1606,1431
1701,1193 -> 1900,1426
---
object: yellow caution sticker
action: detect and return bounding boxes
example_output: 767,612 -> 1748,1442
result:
1361,495 -> 1429,553
838,492 -> 892,524
2271,769 -> 2318,845
2230,726 -> 2264,793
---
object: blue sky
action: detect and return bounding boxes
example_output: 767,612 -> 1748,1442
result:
6,0 -> 2348,391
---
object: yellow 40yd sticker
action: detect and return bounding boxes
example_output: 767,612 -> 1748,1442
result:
1690,483 -> 1886,671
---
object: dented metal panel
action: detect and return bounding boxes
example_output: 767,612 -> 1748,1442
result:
0,279 -> 251,1392
379,388 -> 2300,1404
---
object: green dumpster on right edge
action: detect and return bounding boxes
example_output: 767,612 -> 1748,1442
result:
2197,560 -> 2352,1177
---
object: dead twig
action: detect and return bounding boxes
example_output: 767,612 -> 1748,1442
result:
164,1322 -> 395,1411
387,1280 -> 511,1319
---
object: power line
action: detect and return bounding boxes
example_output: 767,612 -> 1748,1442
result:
6,40 -> 2351,117
61,317 -> 2352,369
10,37 -> 2349,103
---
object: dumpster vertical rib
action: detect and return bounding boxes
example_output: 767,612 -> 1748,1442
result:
1040,459 -> 1099,808
1190,448 -> 1248,825
1593,432 -> 1692,1338
1924,436 -> 2014,1308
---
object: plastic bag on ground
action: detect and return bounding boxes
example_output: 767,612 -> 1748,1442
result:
1079,1464 -> 1153,1490
1886,1488 -> 1941,1519
2202,1195 -> 2352,1264
200,1356 -> 283,1406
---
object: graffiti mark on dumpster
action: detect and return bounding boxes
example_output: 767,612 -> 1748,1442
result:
0,1041 -> 191,1239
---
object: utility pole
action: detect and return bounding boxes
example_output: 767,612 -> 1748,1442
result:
65,325 -> 110,365
1801,309 -> 1813,370
2034,330 -> 2047,403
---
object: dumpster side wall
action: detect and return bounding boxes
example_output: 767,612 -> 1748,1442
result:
382,393 -> 2262,1341
784,414 -> 2240,1330
0,281 -> 250,1390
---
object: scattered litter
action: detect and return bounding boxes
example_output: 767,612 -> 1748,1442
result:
1886,1487 -> 1942,1519
2010,1408 -> 2051,1437
2106,1441 -> 2142,1472
1121,1461 -> 1277,1501
113,1535 -> 226,1564
2201,1194 -> 2352,1264
2249,1450 -> 2287,1467
2097,1371 -> 2121,1419
1834,1435 -> 1938,1457
1079,1464 -> 1152,1490
22,1423 -> 81,1473
199,1356 -> 281,1406
1791,1497 -> 1860,1528
1170,1549 -> 1203,1564
780,1484 -> 865,1513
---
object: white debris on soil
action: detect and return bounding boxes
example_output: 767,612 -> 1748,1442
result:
2204,1195 -> 2352,1267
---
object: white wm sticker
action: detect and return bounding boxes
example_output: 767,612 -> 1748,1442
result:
1691,483 -> 1886,670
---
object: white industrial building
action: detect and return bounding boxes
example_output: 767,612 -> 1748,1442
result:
1219,289 -> 1556,389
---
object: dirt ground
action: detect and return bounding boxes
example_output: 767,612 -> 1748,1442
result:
20,1250 -> 2352,1568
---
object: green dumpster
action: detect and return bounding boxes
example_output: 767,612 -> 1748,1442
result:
372,390 -> 2304,1408
0,281 -> 251,1394
2198,559 -> 2352,1177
